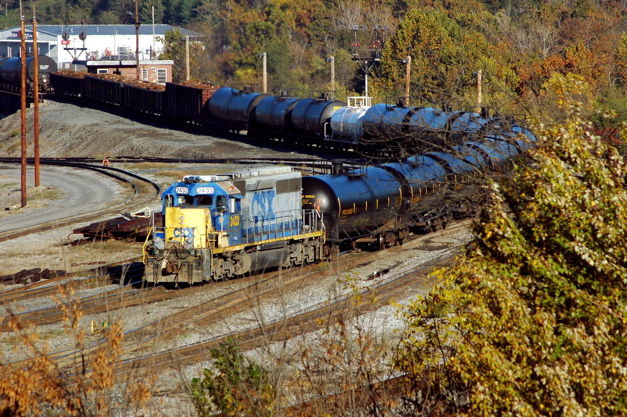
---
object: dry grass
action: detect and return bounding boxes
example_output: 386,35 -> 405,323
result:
121,162 -> 173,170
0,282 -> 156,416
0,185 -> 63,218
0,182 -> 18,190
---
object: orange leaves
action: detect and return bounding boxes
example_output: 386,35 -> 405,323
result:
0,285 -> 153,416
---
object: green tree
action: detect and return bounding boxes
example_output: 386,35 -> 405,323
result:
191,338 -> 275,417
157,28 -> 205,82
139,0 -> 165,25
373,6 -> 504,107
398,73 -> 627,416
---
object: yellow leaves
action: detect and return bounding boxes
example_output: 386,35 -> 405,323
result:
394,88 -> 627,416
1,289 -> 152,416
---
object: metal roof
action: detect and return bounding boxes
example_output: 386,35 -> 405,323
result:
15,24 -> 203,38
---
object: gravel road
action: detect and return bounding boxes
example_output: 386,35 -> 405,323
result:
0,164 -> 128,233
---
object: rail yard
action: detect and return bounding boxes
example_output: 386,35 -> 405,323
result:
0,133 -> 474,410
0,78 -> 526,411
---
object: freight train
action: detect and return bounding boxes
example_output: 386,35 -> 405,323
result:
0,55 -> 58,93
0,55 -> 57,110
48,71 -> 524,155
142,128 -> 535,284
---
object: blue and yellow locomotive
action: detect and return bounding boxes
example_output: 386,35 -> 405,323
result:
143,166 -> 325,284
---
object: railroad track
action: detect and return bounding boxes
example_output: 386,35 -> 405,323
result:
0,256 -> 146,305
0,160 -> 161,242
113,250 -> 458,376
32,228 -> 463,373
2,221 -> 470,391
0,156 -> 354,174
0,259 -> 150,330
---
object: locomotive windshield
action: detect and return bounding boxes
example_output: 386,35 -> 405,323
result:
177,195 -> 194,206
164,194 -> 214,207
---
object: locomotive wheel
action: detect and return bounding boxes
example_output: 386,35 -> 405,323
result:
385,232 -> 397,247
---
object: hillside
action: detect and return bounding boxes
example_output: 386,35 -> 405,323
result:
0,98 -> 314,160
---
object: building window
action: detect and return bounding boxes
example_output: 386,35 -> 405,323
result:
142,68 -> 148,81
97,69 -> 108,74
157,68 -> 167,84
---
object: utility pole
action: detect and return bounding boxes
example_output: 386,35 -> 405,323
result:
185,34 -> 190,81
476,69 -> 482,113
404,55 -> 411,107
260,52 -> 267,93
328,56 -> 335,97
19,0 -> 27,207
151,5 -> 155,59
33,4 -> 40,186
135,0 -> 140,79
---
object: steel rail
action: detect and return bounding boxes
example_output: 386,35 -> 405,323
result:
0,160 -> 161,242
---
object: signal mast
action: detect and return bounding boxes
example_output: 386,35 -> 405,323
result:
351,24 -> 388,97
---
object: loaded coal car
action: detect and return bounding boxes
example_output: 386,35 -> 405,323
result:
124,82 -> 165,116
49,71 -> 85,97
83,74 -> 124,106
164,81 -> 218,124
0,55 -> 57,92
143,166 -> 325,285
207,86 -> 270,132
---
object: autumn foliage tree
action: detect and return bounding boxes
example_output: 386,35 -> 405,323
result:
158,28 -> 207,82
397,73 -> 627,416
0,283 -> 153,416
191,338 -> 275,417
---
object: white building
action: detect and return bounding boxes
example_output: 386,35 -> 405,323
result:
0,24 -> 202,70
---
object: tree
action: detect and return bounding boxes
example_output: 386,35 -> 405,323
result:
191,338 -> 275,417
139,0 -> 165,25
157,28 -> 205,82
397,73 -> 627,416
372,5 -> 506,108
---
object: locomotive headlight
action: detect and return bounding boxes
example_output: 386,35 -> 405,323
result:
186,237 -> 193,244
